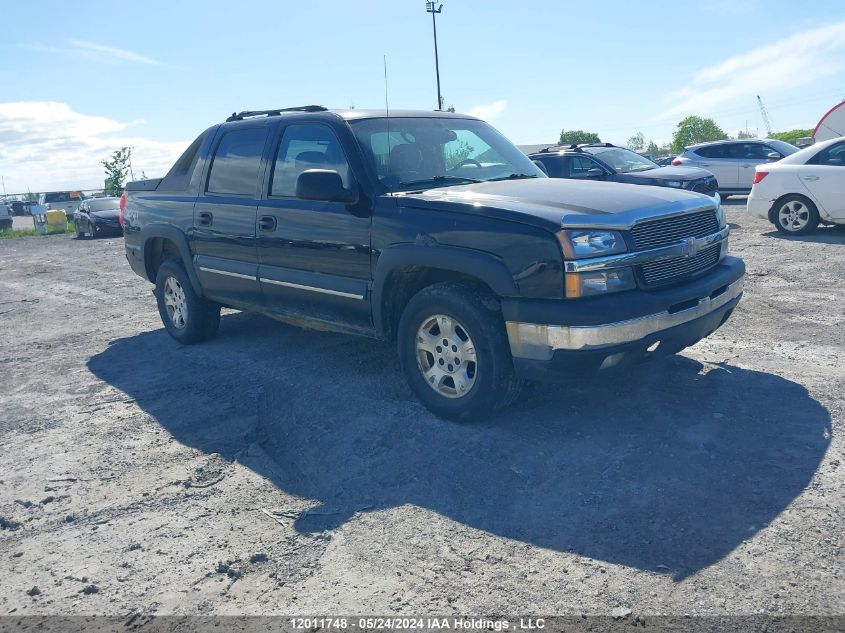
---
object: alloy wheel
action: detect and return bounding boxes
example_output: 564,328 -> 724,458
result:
415,314 -> 477,398
778,200 -> 810,232
163,277 -> 188,329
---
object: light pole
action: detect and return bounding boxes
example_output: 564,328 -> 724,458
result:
426,2 -> 443,110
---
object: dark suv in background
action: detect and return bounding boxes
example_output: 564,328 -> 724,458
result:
529,144 -> 719,201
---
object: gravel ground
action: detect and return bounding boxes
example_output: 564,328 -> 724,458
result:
0,199 -> 843,617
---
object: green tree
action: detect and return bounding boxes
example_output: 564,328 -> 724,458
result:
559,129 -> 601,145
646,140 -> 659,156
627,131 -> 645,152
101,147 -> 132,195
736,130 -> 756,139
671,116 -> 727,153
769,128 -> 814,146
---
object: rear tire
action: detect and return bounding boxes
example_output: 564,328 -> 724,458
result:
773,195 -> 819,235
154,259 -> 220,344
397,281 -> 522,421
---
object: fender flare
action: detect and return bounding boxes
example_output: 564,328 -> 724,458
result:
371,244 -> 518,334
139,224 -> 203,295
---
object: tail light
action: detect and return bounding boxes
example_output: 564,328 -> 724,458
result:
671,158 -> 682,166
752,171 -> 768,185
119,191 -> 127,227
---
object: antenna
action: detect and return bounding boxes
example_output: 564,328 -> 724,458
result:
384,54 -> 391,175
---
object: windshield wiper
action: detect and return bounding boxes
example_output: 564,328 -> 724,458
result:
487,173 -> 540,182
398,175 -> 482,187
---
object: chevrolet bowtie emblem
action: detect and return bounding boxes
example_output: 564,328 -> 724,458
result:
682,237 -> 700,258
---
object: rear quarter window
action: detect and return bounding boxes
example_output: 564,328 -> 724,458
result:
206,127 -> 269,196
693,145 -> 726,159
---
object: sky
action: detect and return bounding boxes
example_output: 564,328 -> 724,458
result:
1,0 -> 844,193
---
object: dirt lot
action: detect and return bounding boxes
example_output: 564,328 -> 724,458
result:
0,199 -> 843,617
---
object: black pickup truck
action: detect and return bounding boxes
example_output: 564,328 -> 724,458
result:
123,106 -> 744,420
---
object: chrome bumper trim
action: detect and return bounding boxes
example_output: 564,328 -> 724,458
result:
506,277 -> 743,360
564,226 -> 730,273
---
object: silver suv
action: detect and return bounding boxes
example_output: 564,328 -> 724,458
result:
673,139 -> 798,197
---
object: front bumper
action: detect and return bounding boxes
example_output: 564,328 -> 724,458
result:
91,221 -> 123,235
503,257 -> 745,380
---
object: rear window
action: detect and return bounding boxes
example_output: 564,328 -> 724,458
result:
207,127 -> 269,196
45,191 -> 83,204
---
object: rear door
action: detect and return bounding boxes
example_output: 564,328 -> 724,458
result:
191,124 -> 271,306
798,141 -> 845,219
256,121 -> 372,329
691,144 -> 739,190
737,142 -> 779,188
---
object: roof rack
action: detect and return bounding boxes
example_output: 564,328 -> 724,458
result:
225,105 -> 327,122
537,144 -> 583,153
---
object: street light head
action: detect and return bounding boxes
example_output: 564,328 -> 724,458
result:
425,2 -> 443,13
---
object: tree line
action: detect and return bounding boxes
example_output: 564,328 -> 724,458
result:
559,117 -> 814,156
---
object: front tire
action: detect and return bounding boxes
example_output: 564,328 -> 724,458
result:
397,281 -> 522,421
154,259 -> 220,344
774,195 -> 819,235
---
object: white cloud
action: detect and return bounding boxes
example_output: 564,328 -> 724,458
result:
69,40 -> 159,65
24,40 -> 160,66
0,102 -> 188,193
468,100 -> 506,121
656,21 -> 845,121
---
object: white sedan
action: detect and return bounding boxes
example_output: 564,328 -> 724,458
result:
747,136 -> 845,234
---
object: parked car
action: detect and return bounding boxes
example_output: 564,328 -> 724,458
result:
74,197 -> 123,238
529,144 -> 719,202
9,201 -> 26,216
32,191 -> 86,218
672,139 -> 799,197
747,136 -> 845,235
123,106 -> 744,421
655,156 -> 676,167
0,202 -> 12,231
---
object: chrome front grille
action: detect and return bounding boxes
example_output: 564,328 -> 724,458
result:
630,210 -> 722,287
630,210 -> 719,250
639,243 -> 722,286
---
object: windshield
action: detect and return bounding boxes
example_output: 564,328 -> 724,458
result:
584,147 -> 657,173
767,139 -> 799,156
88,199 -> 120,212
349,117 -> 546,191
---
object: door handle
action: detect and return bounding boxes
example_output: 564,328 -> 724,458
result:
258,215 -> 277,231
802,175 -> 820,181
741,164 -> 751,168
198,211 -> 213,227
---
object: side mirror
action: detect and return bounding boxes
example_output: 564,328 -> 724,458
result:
296,169 -> 358,204
766,152 -> 781,160
532,159 -> 548,176
586,168 -> 605,179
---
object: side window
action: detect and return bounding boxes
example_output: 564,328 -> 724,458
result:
206,127 -> 269,196
270,124 -> 351,197
814,142 -> 845,166
537,156 -> 564,178
744,143 -> 772,159
569,156 -> 602,177
695,145 -> 725,159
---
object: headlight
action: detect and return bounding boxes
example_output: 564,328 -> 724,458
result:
715,203 -> 727,229
557,229 -> 626,258
565,267 -> 636,298
664,180 -> 683,188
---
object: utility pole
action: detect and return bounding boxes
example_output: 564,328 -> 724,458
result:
426,2 -> 444,110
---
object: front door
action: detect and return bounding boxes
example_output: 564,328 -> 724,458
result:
256,122 -> 372,330
191,124 -> 270,306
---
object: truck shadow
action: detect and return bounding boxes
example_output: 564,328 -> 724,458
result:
88,311 -> 830,580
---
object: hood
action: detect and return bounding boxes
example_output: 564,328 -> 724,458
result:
396,178 -> 717,230
90,209 -> 120,220
617,165 -> 713,181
